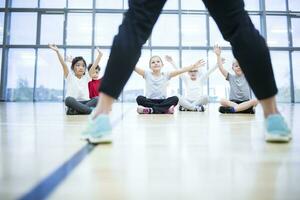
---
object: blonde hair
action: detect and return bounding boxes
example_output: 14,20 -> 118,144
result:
149,55 -> 163,68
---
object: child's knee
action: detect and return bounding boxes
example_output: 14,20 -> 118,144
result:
136,95 -> 145,104
65,96 -> 75,106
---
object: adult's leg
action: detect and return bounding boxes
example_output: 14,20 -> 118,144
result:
202,0 -> 278,115
93,0 -> 167,117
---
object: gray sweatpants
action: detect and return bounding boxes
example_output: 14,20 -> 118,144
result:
65,96 -> 98,115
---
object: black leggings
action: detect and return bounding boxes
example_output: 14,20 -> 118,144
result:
136,95 -> 179,114
99,0 -> 277,101
65,96 -> 98,115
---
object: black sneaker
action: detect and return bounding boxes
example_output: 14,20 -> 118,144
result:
179,105 -> 187,111
195,105 -> 205,112
218,106 -> 235,114
66,107 -> 79,115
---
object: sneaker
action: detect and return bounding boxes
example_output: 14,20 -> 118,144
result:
137,106 -> 152,114
66,107 -> 78,115
219,106 -> 235,114
265,114 -> 292,142
179,105 -> 187,111
195,105 -> 205,112
166,105 -> 175,114
80,109 -> 96,140
81,114 -> 112,144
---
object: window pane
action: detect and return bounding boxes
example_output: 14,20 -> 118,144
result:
0,49 -> 2,84
0,13 -> 4,44
163,0 -> 178,10
10,13 -> 37,45
292,51 -> 300,103
152,50 -> 180,96
123,50 -> 151,102
289,0 -> 300,11
208,50 -> 235,101
68,0 -> 92,9
36,49 -> 64,101
209,17 -> 230,47
7,49 -> 35,101
182,50 -> 208,96
95,13 -> 123,46
152,14 -> 179,46
270,51 -> 290,102
181,0 -> 205,10
40,0 -> 66,8
265,0 -> 286,11
292,52 -> 300,102
67,13 -> 92,45
0,1 -> 4,8
40,15 -> 64,45
10,0 -> 37,8
96,0 -> 123,9
244,0 -> 260,11
266,16 -> 288,47
181,14 -> 207,46
291,18 -> 300,47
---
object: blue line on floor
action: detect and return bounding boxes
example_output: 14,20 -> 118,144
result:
18,107 -> 131,200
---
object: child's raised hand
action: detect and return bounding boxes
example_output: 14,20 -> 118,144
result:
48,44 -> 59,52
96,47 -> 103,57
192,59 -> 206,69
213,45 -> 221,56
165,55 -> 173,63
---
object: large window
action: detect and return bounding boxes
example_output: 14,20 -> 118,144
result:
270,51 -> 291,102
152,14 -> 179,47
95,13 -> 123,46
0,49 -> 2,84
96,0 -> 123,9
0,13 -> 4,44
9,13 -> 37,45
289,0 -> 300,11
181,14 -> 207,47
292,52 -> 300,102
0,0 -> 299,103
36,49 -> 64,101
40,0 -> 66,8
266,16 -> 288,47
265,0 -> 287,11
10,0 -> 38,8
68,0 -> 93,9
40,15 -> 64,45
291,18 -> 300,47
66,13 -> 92,45
244,0 -> 260,11
7,49 -> 35,101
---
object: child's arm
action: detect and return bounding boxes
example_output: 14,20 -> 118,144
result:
88,47 -> 103,77
214,45 -> 228,78
134,67 -> 145,77
48,44 -> 69,78
199,64 -> 219,81
169,59 -> 205,78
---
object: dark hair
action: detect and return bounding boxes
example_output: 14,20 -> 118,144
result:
87,64 -> 100,71
71,56 -> 87,71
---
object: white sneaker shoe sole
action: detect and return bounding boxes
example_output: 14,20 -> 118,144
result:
265,132 -> 292,142
87,133 -> 113,144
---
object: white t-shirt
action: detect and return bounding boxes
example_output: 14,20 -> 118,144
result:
144,71 -> 171,99
65,72 -> 91,101
182,65 -> 218,101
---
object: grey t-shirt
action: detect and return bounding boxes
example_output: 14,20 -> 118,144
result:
144,71 -> 171,99
226,73 -> 251,101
